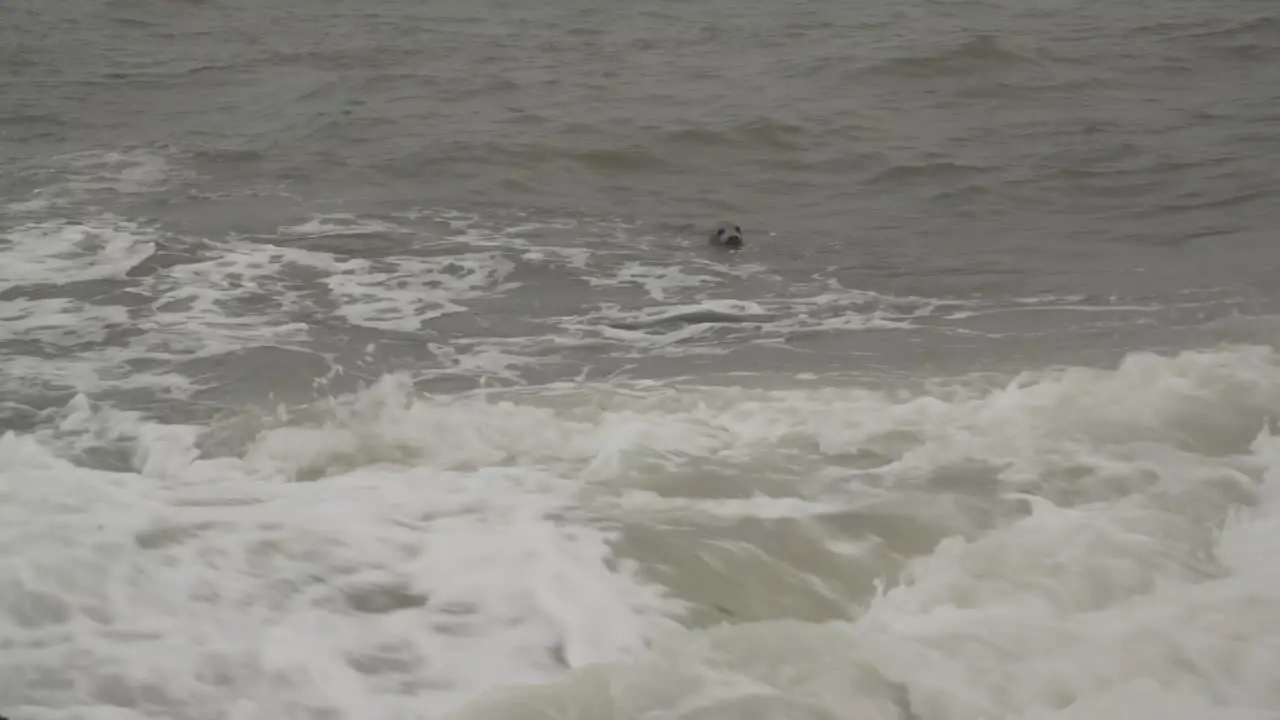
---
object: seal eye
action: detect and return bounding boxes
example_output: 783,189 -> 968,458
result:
734,226 -> 742,234
716,228 -> 725,238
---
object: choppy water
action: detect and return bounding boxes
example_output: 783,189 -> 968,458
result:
4,1 -> 1280,718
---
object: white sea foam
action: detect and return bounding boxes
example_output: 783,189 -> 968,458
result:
6,149 -> 178,216
278,214 -> 417,239
324,251 -> 519,332
428,342 -> 544,384
3,192 -> 1191,403
561,291 -> 938,355
4,153 -> 1278,719
3,346 -> 1280,719
0,215 -> 325,397
448,347 -> 1280,720
0,403 -> 685,719
591,262 -> 730,301
59,149 -> 177,195
0,299 -> 130,346
0,216 -> 158,286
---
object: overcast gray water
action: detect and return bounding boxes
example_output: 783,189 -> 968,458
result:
3,1 -> 1280,718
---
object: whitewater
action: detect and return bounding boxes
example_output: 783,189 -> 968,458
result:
6,0 -> 1280,715
2,152 -> 1279,720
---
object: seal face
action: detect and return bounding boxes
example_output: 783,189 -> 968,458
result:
709,222 -> 744,249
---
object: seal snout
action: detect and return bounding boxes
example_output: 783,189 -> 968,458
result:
709,222 -> 745,249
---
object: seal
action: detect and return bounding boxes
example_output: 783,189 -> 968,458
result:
708,221 -> 744,249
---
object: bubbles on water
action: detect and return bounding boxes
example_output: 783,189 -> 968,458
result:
324,251 -> 520,332
3,143 -> 1247,413
5,147 -> 1280,720
0,391 -> 690,718
5,341 -> 1280,718
0,215 -> 159,286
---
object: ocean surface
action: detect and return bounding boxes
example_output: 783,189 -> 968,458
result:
3,0 -> 1280,718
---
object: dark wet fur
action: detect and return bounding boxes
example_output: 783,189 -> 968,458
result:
709,221 -> 744,249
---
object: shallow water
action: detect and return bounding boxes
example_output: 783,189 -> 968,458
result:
3,0 -> 1280,718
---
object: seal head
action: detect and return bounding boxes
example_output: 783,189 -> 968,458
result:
709,222 -> 744,249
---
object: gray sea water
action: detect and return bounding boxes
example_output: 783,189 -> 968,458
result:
4,1 -> 1280,718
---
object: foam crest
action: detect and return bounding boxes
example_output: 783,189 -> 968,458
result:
0,298 -> 130,346
238,374 -> 725,483
839,466 -> 1280,719
0,216 -> 158,286
278,214 -> 416,238
0,231 -> 338,399
594,261 -> 734,301
562,287 -> 956,355
131,240 -> 335,356
6,148 -> 1280,719
220,345 -> 1280,493
7,149 -> 176,217
0,421 -> 685,718
325,251 -> 519,331
6,341 -> 1280,719
0,207 -> 529,400
6,195 -> 1179,408
453,416 -> 1280,720
675,344 -> 1280,500
59,149 -> 176,195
